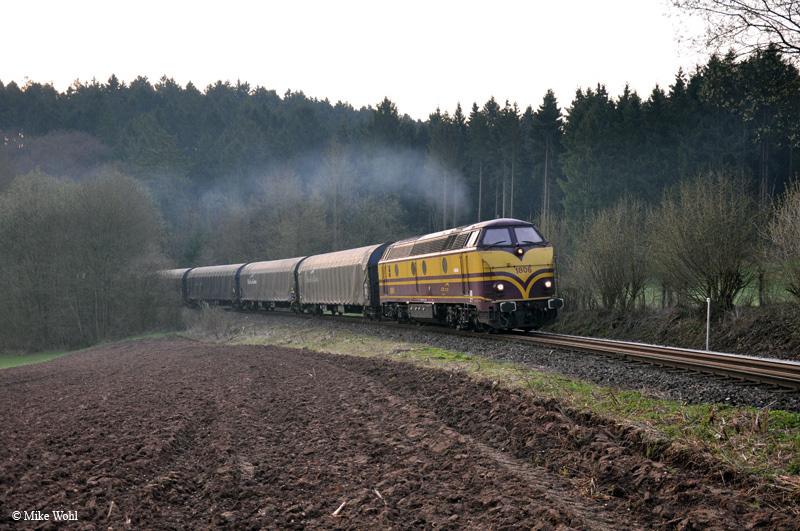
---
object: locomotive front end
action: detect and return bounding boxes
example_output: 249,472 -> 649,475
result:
470,220 -> 563,330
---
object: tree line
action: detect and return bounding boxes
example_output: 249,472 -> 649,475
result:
2,46 -> 799,235
2,47 -> 800,351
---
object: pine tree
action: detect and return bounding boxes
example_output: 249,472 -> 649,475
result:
530,90 -> 564,223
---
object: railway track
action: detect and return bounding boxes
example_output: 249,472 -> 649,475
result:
511,332 -> 800,393
291,311 -> 800,394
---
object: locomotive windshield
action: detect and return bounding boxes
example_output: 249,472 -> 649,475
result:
481,228 -> 511,248
480,225 -> 546,249
514,226 -> 544,245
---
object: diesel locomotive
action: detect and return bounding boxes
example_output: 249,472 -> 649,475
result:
379,218 -> 562,331
165,218 -> 563,332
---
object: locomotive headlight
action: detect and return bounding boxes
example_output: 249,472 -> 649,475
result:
515,247 -> 524,256
544,280 -> 553,289
494,282 -> 505,292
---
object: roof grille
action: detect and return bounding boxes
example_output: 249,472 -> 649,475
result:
385,229 -> 471,260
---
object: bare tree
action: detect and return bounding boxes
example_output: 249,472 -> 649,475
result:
11,130 -> 113,180
671,0 -> 800,59
571,197 -> 650,312
251,169 -> 306,260
0,170 -> 174,351
67,171 -> 167,343
0,171 -> 70,348
652,170 -> 757,311
318,141 -> 355,250
767,180 -> 800,301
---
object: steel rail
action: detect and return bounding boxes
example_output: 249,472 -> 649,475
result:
524,332 -> 800,392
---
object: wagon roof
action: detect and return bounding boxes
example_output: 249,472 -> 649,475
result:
186,264 -> 246,278
240,256 -> 307,274
297,244 -> 386,271
160,268 -> 192,279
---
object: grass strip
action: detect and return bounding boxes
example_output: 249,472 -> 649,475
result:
0,331 -> 176,370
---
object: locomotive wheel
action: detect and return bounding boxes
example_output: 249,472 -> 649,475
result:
477,323 -> 495,334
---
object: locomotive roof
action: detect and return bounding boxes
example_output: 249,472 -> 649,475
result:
391,218 -> 532,246
462,218 -> 533,231
381,218 -> 535,261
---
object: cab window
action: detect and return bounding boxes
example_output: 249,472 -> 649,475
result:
481,228 -> 511,248
514,226 -> 544,245
466,230 -> 480,247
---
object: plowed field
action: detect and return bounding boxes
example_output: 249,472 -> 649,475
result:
0,336 -> 797,530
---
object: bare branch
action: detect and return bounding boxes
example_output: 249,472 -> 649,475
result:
672,0 -> 800,59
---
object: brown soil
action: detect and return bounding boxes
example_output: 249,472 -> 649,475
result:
0,336 -> 797,530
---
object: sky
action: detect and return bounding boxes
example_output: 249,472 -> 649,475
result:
5,0 -> 708,120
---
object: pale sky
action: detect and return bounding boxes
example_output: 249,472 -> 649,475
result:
5,0 -> 707,120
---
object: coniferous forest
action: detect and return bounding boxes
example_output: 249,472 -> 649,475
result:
2,46 -> 800,350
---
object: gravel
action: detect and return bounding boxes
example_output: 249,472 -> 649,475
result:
240,312 -> 800,413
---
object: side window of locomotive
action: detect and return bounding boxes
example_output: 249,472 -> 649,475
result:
466,230 -> 480,248
481,228 -> 511,248
514,226 -> 544,245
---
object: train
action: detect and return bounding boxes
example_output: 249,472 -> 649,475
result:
164,218 -> 563,332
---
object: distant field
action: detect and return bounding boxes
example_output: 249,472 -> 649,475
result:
633,274 -> 793,309
0,333 -> 174,370
0,351 -> 72,370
